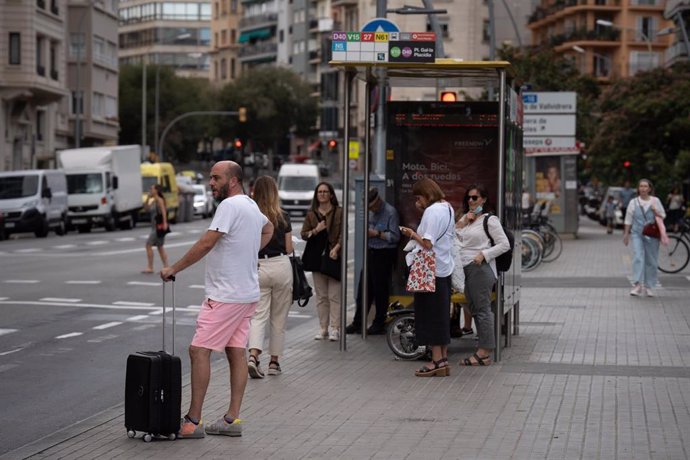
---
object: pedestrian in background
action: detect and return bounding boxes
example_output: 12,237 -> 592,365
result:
666,186 -> 685,233
160,161 -> 274,438
346,187 -> 400,335
455,185 -> 510,366
400,178 -> 454,377
247,176 -> 294,379
141,184 -> 168,273
301,182 -> 343,342
623,178 -> 666,297
604,195 -> 618,234
619,180 -> 635,220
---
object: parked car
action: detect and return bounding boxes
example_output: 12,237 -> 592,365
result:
192,184 -> 213,218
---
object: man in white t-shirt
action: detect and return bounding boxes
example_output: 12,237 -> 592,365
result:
161,161 -> 273,439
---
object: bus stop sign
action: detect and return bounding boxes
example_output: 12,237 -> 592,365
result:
361,18 -> 401,33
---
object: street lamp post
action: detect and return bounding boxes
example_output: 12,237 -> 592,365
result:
596,19 -> 652,53
572,45 -> 613,77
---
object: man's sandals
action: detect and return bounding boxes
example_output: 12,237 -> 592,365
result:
462,353 -> 492,366
415,359 -> 450,377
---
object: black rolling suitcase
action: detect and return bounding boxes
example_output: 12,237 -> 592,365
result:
125,278 -> 181,442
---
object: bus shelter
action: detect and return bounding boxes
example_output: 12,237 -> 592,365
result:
331,59 -> 523,361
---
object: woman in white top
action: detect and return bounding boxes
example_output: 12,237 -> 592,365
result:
623,179 -> 666,297
455,185 -> 510,366
400,178 -> 455,377
666,186 -> 685,233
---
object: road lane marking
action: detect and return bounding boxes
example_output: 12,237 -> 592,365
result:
3,280 -> 39,284
93,321 -> 123,330
88,334 -> 119,343
56,332 -> 83,339
686,276 -> 690,282
185,305 -> 201,310
54,244 -> 77,249
86,240 -> 109,246
40,297 -> 81,303
189,285 -> 204,289
115,237 -> 136,242
0,297 -> 8,301
0,348 -> 23,356
0,364 -> 20,372
126,315 -> 151,321
287,313 -> 311,318
94,239 -> 197,256
127,281 -> 161,287
0,328 -> 18,336
0,300 -> 199,312
66,280 -> 102,285
113,301 -> 156,306
15,248 -> 41,253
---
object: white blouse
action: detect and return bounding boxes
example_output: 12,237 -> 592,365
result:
456,214 -> 510,279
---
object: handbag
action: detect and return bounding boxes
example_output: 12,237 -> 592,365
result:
301,227 -> 328,271
639,199 -> 660,239
320,250 -> 342,281
290,255 -> 313,307
405,248 -> 436,292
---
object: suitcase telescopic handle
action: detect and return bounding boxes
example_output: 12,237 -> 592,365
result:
162,276 -> 176,355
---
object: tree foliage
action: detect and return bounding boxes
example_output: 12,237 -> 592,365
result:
218,66 -> 318,155
587,62 -> 690,194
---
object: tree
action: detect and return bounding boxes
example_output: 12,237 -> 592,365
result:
587,62 -> 690,195
118,65 -> 217,163
218,66 -> 318,156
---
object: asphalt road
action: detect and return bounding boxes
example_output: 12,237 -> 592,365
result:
0,215 -> 319,455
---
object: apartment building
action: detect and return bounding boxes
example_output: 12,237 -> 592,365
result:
528,0 -> 673,80
663,0 -> 690,65
209,0 -> 242,84
235,0 -> 285,74
67,0 -> 120,148
118,0 -> 212,79
1,0 -> 68,170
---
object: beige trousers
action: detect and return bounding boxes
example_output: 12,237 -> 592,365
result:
312,272 -> 341,331
247,255 -> 293,356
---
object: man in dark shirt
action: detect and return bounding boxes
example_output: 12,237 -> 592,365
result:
346,188 -> 400,335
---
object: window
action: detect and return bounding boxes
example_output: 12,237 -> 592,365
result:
230,0 -> 238,13
231,58 -> 235,79
630,50 -> 658,74
230,29 -> 236,44
105,96 -> 117,119
425,19 -> 449,38
221,29 -> 227,45
36,36 -> 45,76
482,20 -> 491,43
70,33 -> 84,59
220,58 -> 227,79
50,41 -> 58,80
72,91 -> 84,114
36,111 -> 45,141
92,92 -> 105,118
637,16 -> 657,42
9,33 -> 21,65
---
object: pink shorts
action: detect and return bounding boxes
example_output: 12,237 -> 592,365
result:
191,298 -> 258,351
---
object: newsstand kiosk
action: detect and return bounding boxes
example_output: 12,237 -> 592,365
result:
331,57 -> 523,361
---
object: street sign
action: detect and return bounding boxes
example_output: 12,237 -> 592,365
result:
524,136 -> 579,156
523,114 -> 576,136
522,92 -> 577,114
361,18 -> 401,33
348,140 -> 360,159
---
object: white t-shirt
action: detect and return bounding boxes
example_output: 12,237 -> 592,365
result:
205,195 -> 268,303
405,202 -> 455,278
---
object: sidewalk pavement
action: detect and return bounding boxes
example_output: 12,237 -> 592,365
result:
5,219 -> 690,460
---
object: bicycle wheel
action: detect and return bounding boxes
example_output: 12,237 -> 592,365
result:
658,235 -> 690,273
386,314 -> 426,360
521,232 -> 543,271
541,229 -> 563,263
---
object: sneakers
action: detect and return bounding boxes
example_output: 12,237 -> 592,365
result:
247,356 -> 264,379
314,329 -> 328,340
646,288 -> 655,297
630,284 -> 645,296
267,361 -> 282,376
205,417 -> 243,437
178,417 -> 205,439
328,329 -> 340,341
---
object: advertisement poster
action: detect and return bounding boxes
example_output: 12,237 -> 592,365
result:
386,102 -> 500,230
534,155 -> 562,214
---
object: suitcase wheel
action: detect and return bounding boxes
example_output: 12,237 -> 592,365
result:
143,433 -> 153,443
127,430 -> 136,439
168,433 -> 177,441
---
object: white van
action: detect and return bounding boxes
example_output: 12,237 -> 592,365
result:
0,169 -> 69,237
277,163 -> 320,216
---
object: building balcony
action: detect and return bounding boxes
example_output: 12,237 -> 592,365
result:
665,41 -> 689,65
546,27 -> 621,47
529,0 -> 622,26
331,0 -> 358,6
239,13 -> 278,30
238,41 -> 277,60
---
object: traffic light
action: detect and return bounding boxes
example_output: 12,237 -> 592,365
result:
234,139 -> 243,150
238,107 -> 247,123
327,139 -> 338,152
440,91 -> 457,102
623,160 -> 631,168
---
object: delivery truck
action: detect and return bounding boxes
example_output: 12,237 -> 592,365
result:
57,145 -> 143,232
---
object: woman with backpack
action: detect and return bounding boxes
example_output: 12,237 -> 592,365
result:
455,185 -> 510,366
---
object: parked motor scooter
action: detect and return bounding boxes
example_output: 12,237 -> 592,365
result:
385,301 -> 426,360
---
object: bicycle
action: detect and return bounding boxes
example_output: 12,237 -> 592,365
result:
658,217 -> 690,274
521,229 -> 544,271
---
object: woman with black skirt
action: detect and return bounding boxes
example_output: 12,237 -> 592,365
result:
400,178 -> 455,377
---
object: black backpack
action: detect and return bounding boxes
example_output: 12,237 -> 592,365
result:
482,214 -> 514,272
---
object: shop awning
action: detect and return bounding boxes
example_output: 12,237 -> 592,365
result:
238,28 -> 272,43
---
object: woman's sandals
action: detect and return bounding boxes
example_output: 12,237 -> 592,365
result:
462,353 -> 492,366
415,359 -> 450,377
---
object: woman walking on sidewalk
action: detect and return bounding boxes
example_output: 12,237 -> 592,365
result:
247,176 -> 294,378
623,179 -> 666,297
141,184 -> 169,273
301,182 -> 343,341
400,178 -> 455,377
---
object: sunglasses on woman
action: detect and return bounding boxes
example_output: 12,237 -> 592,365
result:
468,195 -> 480,201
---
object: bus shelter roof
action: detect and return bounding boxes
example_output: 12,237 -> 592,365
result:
328,59 -> 515,88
